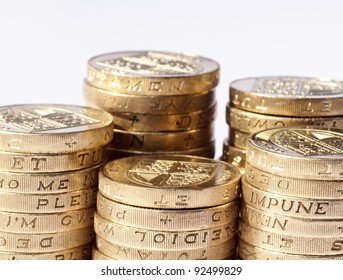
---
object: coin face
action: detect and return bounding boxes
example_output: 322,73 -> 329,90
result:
88,51 -> 219,78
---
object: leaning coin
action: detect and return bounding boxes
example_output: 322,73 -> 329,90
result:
95,236 -> 237,260
229,76 -> 343,117
0,104 -> 113,153
238,239 -> 343,260
99,155 -> 241,209
246,126 -> 343,180
86,51 -> 219,95
97,192 -> 239,230
94,213 -> 236,250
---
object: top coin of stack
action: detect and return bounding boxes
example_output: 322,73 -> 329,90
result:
222,76 -> 343,171
0,104 -> 114,260
83,51 -> 219,159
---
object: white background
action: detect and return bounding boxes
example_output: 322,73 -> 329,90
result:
1,0 -> 343,156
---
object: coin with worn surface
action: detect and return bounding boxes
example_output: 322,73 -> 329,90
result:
227,106 -> 343,134
83,81 -> 216,115
95,236 -> 236,260
245,162 -> 343,199
111,103 -> 216,132
94,212 -> 236,250
229,76 -> 343,117
247,127 -> 343,179
99,155 -> 241,209
0,244 -> 92,260
97,193 -> 239,230
0,104 -> 113,153
111,125 -> 214,151
238,240 -> 343,260
87,51 -> 219,95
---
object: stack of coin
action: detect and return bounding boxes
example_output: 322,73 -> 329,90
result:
0,104 -> 113,260
83,51 -> 219,160
222,76 -> 343,172
92,155 -> 241,260
238,126 -> 343,260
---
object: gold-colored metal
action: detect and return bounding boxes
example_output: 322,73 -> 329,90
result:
0,164 -> 98,194
0,148 -> 106,173
238,239 -> 343,260
242,178 -> 343,218
229,129 -> 250,149
86,51 -> 219,95
0,207 -> 94,233
0,104 -> 113,153
0,187 -> 96,213
97,192 -> 239,230
110,125 -> 214,151
106,142 -> 215,160
239,222 -> 343,255
229,76 -> 343,117
0,226 -> 94,253
246,127 -> 343,180
111,103 -> 216,132
83,81 -> 216,115
245,162 -> 343,199
94,212 -> 236,250
99,155 -> 241,209
0,244 -> 92,260
221,143 -> 246,170
227,106 -> 343,134
95,235 -> 237,260
241,202 -> 343,236
92,247 -> 115,260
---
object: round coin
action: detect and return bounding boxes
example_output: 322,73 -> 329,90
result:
229,129 -> 250,149
0,104 -> 113,153
99,155 -> 241,209
86,51 -> 219,95
229,76 -> 343,117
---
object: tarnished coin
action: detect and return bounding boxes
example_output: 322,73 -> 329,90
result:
0,104 -> 113,153
99,155 -> 241,209
247,127 -> 343,180
86,51 -> 219,95
229,76 -> 343,117
110,125 -> 214,151
83,81 -> 216,115
95,236 -> 237,260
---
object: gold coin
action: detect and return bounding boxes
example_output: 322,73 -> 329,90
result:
239,222 -> 343,255
0,104 -> 113,153
241,202 -> 343,236
242,178 -> 343,219
229,129 -> 250,149
222,144 -> 246,170
245,162 -> 343,199
0,207 -> 94,233
0,164 -> 98,194
227,106 -> 343,134
0,226 -> 94,253
99,155 -> 241,209
83,80 -> 216,115
0,244 -> 92,260
111,103 -> 216,132
106,142 -> 215,160
94,212 -> 236,250
0,147 -> 106,173
247,127 -> 343,180
230,76 -> 343,117
97,192 -> 239,230
0,187 -> 96,213
86,51 -> 219,95
238,239 -> 343,260
111,125 -> 214,151
92,247 -> 115,260
95,236 -> 237,260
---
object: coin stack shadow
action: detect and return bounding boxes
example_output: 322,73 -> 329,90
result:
238,126 -> 343,260
0,104 -> 113,260
83,51 -> 219,160
92,155 -> 241,260
221,77 -> 343,173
